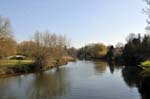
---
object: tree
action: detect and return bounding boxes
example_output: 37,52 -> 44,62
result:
143,0 -> 150,33
67,47 -> 77,58
122,33 -> 150,65
91,43 -> 107,58
0,16 -> 12,40
77,43 -> 107,59
0,38 -> 16,58
31,31 -> 69,69
123,33 -> 142,65
0,16 -> 16,58
17,41 -> 36,57
107,45 -> 114,61
115,42 -> 124,49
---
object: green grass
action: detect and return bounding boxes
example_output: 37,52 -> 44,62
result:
0,59 -> 35,75
141,60 -> 150,69
139,60 -> 150,77
0,60 -> 34,66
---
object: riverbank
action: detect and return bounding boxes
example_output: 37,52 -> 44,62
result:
0,56 -> 76,77
140,60 -> 150,69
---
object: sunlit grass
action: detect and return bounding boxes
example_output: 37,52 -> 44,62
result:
0,60 -> 34,66
141,60 -> 150,68
140,60 -> 150,77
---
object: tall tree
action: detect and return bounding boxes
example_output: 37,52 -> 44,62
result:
0,16 -> 12,40
32,31 -> 69,69
143,0 -> 150,33
0,16 -> 16,58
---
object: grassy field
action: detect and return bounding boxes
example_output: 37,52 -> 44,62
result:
0,60 -> 34,66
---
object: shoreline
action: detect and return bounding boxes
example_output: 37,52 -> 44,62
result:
0,57 -> 76,78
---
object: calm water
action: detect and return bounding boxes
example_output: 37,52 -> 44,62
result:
0,60 -> 149,99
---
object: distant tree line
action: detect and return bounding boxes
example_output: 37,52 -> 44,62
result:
76,32 -> 150,66
77,43 -> 107,60
1,16 -> 150,67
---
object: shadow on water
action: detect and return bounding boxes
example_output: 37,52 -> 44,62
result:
122,66 -> 150,99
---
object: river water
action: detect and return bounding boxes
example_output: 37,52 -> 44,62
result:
0,60 -> 148,99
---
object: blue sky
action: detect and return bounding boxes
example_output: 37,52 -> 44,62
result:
0,0 -> 146,48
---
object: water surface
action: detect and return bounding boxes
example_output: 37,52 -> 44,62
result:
0,61 -> 148,99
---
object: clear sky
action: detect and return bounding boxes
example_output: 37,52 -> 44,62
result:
0,0 -> 146,48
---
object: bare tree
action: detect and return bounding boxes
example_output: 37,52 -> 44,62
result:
0,16 -> 12,40
115,42 -> 124,48
143,0 -> 150,33
0,16 -> 16,58
17,41 -> 36,57
32,31 -> 69,69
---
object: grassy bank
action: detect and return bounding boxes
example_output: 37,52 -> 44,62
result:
0,56 -> 76,77
0,60 -> 35,75
0,60 -> 34,66
140,60 -> 150,69
139,60 -> 150,77
42,56 -> 76,70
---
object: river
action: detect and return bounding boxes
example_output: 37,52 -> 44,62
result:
0,60 -> 149,99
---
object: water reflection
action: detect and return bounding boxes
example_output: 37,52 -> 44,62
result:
122,67 -> 141,87
109,61 -> 123,74
122,67 -> 150,99
27,70 -> 70,99
94,60 -> 123,74
0,68 -> 70,99
0,61 -> 149,99
93,61 -> 107,74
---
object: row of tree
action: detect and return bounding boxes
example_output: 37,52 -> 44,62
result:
1,15 -> 150,67
77,43 -> 107,59
76,32 -> 150,66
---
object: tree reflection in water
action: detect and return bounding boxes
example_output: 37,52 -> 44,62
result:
27,68 -> 70,99
107,61 -> 123,74
0,61 -> 149,99
0,68 -> 70,99
122,66 -> 150,99
93,61 -> 107,74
